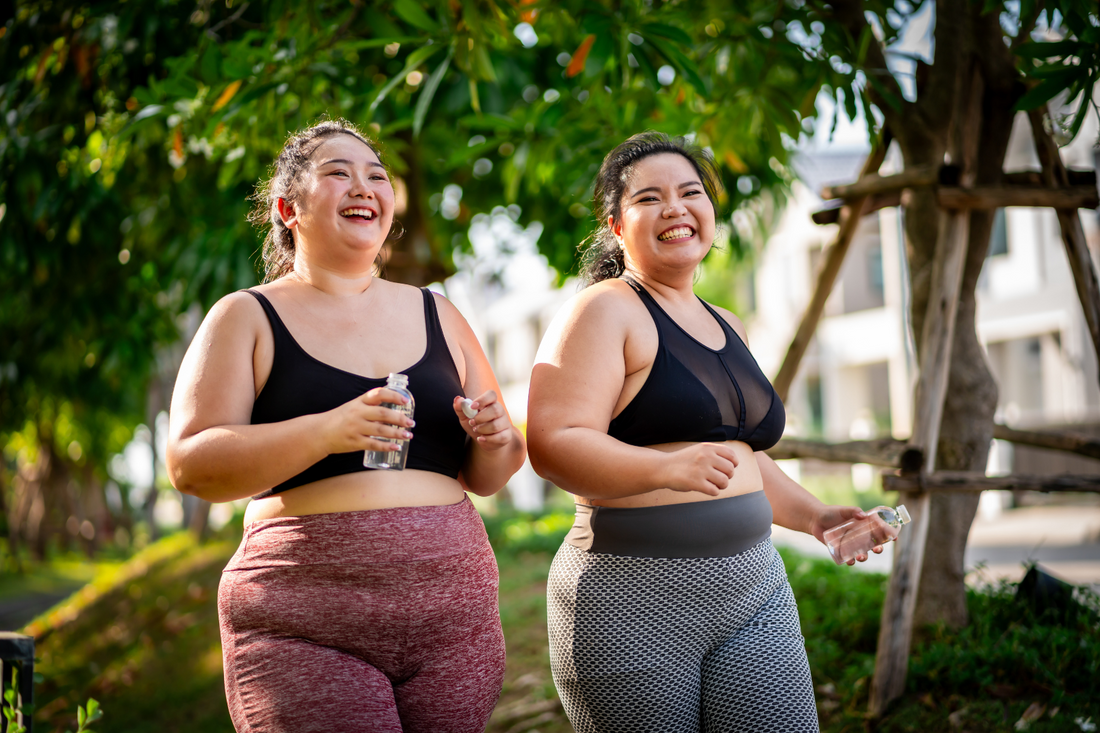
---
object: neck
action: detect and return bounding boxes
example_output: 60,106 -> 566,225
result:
622,263 -> 696,302
290,257 -> 377,296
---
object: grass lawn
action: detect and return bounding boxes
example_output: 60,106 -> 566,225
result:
10,513 -> 1100,733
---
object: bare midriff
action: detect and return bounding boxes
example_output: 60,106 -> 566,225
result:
243,470 -> 467,524
580,440 -> 763,509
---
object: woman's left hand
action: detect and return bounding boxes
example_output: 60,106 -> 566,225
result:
810,505 -> 886,565
454,391 -> 513,451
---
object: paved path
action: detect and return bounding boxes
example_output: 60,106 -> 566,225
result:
772,504 -> 1100,590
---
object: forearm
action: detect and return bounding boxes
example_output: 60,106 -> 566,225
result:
757,452 -> 826,535
459,428 -> 527,497
529,427 -> 671,500
167,413 -> 332,502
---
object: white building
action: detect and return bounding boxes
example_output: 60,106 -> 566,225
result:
748,110 -> 1100,491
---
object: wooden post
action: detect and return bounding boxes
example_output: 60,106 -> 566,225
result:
869,204 -> 969,715
869,65 -> 983,717
1027,107 -> 1100,391
772,134 -> 892,402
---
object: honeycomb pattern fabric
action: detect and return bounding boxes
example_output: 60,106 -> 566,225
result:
547,539 -> 818,732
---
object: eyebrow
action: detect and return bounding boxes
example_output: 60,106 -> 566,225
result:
318,158 -> 386,170
630,181 -> 702,198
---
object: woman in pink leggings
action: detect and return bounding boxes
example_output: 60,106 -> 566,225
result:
166,119 -> 526,732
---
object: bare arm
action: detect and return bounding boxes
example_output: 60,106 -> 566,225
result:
527,284 -> 736,500
434,294 -> 526,497
166,293 -> 412,502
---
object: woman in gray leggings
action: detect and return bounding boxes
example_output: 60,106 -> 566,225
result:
527,132 -> 880,732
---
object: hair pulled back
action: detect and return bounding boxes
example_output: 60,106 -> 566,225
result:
580,131 -> 724,285
249,118 -> 386,282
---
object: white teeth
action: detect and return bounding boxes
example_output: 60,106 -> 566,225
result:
341,208 -> 375,219
658,227 -> 694,241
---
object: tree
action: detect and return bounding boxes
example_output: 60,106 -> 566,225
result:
771,0 -> 1098,629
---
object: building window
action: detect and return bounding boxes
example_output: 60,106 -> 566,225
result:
806,374 -> 824,439
867,244 -> 884,302
987,208 -> 1008,257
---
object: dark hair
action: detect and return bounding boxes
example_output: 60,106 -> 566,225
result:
580,131 -> 724,285
249,118 -> 388,282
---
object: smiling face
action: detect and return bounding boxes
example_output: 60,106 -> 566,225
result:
612,152 -> 716,278
280,133 -> 396,267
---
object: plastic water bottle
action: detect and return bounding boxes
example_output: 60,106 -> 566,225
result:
824,505 -> 911,565
363,373 -> 415,470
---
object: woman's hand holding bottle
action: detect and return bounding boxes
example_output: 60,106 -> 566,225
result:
322,386 -> 415,455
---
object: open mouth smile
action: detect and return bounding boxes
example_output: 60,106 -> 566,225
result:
340,207 -> 377,221
657,226 -> 695,241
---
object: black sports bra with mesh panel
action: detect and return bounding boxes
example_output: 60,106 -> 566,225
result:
606,278 -> 785,451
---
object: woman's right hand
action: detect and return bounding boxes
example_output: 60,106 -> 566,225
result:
322,387 -> 415,455
658,442 -> 739,496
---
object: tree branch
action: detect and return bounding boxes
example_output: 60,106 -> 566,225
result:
823,0 -> 912,129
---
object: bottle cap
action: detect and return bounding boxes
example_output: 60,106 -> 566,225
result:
460,398 -> 478,419
896,504 -> 912,524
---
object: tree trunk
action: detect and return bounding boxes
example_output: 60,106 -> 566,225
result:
890,5 -> 1019,629
381,131 -> 451,286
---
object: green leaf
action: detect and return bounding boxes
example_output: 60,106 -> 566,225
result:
393,0 -> 439,33
413,48 -> 453,138
1013,77 -> 1070,111
640,22 -> 693,46
343,36 -> 422,50
368,43 -> 443,116
1015,40 -> 1080,58
78,705 -> 86,728
646,37 -> 707,96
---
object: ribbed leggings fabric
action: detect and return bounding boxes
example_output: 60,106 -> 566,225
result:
547,539 -> 819,732
218,498 -> 505,733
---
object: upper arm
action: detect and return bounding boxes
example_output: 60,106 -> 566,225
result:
529,285 -> 633,442
168,292 -> 265,448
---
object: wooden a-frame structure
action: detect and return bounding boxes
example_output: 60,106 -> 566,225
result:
762,92 -> 1100,716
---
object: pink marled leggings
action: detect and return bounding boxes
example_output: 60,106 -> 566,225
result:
218,497 -> 506,733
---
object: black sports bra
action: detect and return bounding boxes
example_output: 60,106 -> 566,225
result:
246,288 -> 468,498
606,278 -> 785,451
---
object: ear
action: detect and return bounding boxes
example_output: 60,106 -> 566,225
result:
276,198 -> 300,229
609,214 -> 623,247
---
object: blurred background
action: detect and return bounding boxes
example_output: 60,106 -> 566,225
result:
2,1 -> 1100,731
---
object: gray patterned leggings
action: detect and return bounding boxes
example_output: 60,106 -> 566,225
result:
547,539 -> 819,732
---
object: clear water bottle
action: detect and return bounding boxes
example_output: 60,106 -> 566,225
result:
363,373 -> 415,470
824,504 -> 911,565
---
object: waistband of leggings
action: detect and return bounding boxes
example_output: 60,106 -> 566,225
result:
225,496 -> 488,569
564,491 -> 773,558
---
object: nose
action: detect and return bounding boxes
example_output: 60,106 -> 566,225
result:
663,199 -> 686,217
349,173 -> 374,199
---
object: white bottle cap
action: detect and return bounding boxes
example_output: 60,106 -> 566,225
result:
460,398 -> 478,419
896,504 -> 912,524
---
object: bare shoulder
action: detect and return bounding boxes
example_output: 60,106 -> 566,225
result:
536,279 -> 647,364
706,301 -> 750,346
201,289 -> 268,335
558,279 -> 644,330
429,289 -> 477,336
